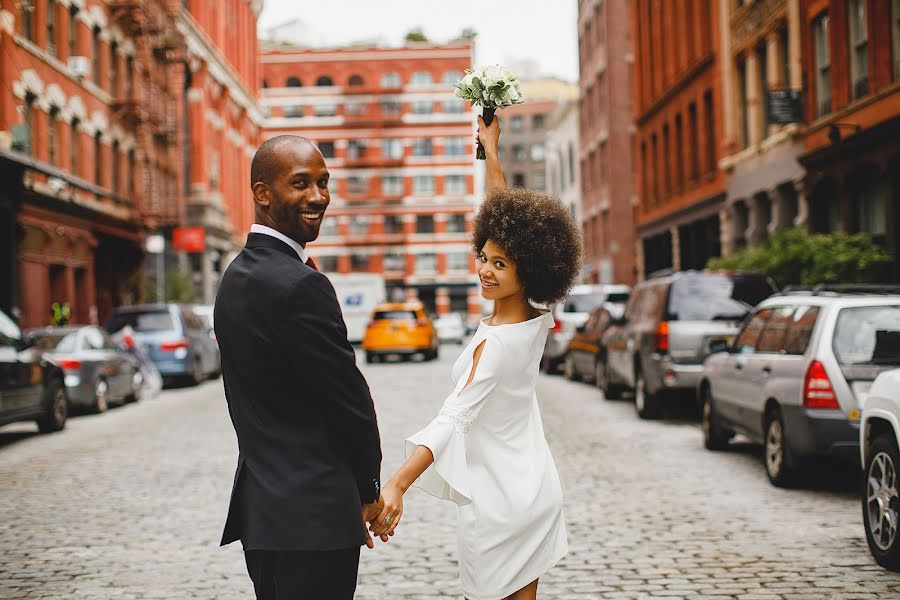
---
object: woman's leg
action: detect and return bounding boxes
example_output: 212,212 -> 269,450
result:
506,578 -> 539,600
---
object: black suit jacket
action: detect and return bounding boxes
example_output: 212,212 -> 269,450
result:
215,232 -> 382,551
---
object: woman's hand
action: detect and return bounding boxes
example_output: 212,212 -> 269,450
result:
477,115 -> 501,157
370,479 -> 404,538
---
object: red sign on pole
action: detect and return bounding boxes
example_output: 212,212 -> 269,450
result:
173,227 -> 206,253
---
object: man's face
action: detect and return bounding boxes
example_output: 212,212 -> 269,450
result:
258,142 -> 330,246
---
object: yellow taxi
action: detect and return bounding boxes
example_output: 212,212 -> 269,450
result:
361,302 -> 439,363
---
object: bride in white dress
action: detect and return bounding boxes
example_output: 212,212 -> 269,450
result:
370,116 -> 582,600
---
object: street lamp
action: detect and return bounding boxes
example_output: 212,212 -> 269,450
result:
146,233 -> 165,303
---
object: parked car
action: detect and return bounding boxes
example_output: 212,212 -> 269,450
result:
0,310 -> 68,433
191,305 -> 216,337
860,368 -> 900,571
605,271 -> 777,419
110,325 -> 163,400
563,303 -> 625,385
699,287 -> 900,487
435,313 -> 467,345
361,302 -> 439,363
105,304 -> 221,386
542,284 -> 631,373
25,326 -> 143,413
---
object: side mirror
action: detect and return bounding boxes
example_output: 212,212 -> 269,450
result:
708,339 -> 730,355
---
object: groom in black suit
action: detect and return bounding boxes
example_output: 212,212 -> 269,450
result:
215,135 -> 385,599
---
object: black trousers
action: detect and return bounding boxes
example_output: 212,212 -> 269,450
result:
244,547 -> 361,599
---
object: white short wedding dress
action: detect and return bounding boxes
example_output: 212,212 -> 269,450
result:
405,311 -> 568,600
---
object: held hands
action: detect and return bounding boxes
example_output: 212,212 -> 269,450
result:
369,480 -> 404,540
476,115 -> 501,157
362,496 -> 389,548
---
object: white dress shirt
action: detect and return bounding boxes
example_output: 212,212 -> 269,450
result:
250,224 -> 309,263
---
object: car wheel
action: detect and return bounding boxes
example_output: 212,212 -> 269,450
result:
93,378 -> 109,413
634,366 -> 659,419
366,352 -> 378,364
540,355 -> 558,375
563,353 -> 580,381
764,408 -> 795,487
863,433 -> 900,571
701,384 -> 730,451
191,358 -> 203,386
37,379 -> 67,433
127,372 -> 143,403
596,358 -> 619,400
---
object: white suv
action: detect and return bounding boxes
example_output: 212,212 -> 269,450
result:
700,288 -> 900,487
861,368 -> 900,571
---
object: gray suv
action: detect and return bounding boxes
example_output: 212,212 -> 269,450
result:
700,287 -> 900,487
603,271 -> 777,419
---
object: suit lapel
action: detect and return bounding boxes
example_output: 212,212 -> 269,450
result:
245,232 -> 304,262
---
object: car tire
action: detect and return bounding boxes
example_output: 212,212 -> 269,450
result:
596,358 -> 620,400
37,378 -> 67,433
563,353 -> 580,381
701,384 -> 730,451
366,352 -> 378,364
126,372 -> 143,403
863,433 -> 900,571
190,358 -> 203,386
764,407 -> 796,487
634,366 -> 659,420
93,378 -> 109,413
540,355 -> 558,375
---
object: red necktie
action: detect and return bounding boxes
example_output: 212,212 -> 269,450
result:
306,256 -> 318,271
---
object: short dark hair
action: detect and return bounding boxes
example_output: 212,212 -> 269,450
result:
472,187 -> 582,304
250,135 -> 316,185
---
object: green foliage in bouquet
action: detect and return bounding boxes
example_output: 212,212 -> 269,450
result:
706,228 -> 893,288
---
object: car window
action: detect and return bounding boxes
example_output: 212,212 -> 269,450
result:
734,309 -> 772,353
667,274 -> 774,321
832,305 -> 900,366
784,306 -> 820,355
564,293 -> 604,314
108,310 -> 176,333
84,327 -> 106,350
756,306 -> 794,353
373,310 -> 417,321
605,292 -> 630,304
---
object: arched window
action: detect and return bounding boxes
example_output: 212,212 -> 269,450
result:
70,118 -> 80,175
442,70 -> 462,85
48,107 -> 59,166
316,75 -> 334,86
380,72 -> 401,87
348,74 -> 364,86
285,76 -> 302,87
410,71 -> 433,86
262,79 -> 269,88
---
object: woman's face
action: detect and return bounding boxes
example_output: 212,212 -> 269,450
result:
476,239 -> 524,301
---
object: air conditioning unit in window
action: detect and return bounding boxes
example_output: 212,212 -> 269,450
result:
68,56 -> 91,79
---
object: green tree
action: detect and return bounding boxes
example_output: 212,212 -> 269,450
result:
404,28 -> 428,43
706,228 -> 893,289
144,268 -> 196,303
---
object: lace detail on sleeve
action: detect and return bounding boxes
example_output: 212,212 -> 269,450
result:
436,405 -> 478,435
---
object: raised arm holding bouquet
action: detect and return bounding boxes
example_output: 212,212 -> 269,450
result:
454,65 -> 525,159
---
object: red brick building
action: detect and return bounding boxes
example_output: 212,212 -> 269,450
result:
797,0 -> 900,282
631,0 -> 726,278
0,0 -> 184,328
180,0 -> 264,303
260,40 -> 481,316
577,0 -> 637,285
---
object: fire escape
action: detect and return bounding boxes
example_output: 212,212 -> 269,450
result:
108,0 -> 185,228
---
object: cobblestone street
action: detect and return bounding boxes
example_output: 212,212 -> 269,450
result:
2,344 -> 900,599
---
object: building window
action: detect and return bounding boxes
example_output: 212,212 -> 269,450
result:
703,91 -> 716,175
662,123 -> 671,198
21,1 -> 34,41
416,215 -> 434,233
512,144 -> 527,161
125,57 -> 134,99
70,118 -> 79,174
442,70 -> 462,85
893,0 -> 900,80
382,138 -> 403,159
411,138 -> 432,156
127,149 -> 134,199
813,13 -> 831,116
380,98 -> 401,116
285,76 -> 302,87
318,256 -> 338,272
413,175 -> 435,195
47,0 -> 57,56
319,218 -> 337,237
345,98 -> 366,115
380,72 -> 401,87
92,27 -> 101,85
262,79 -> 269,88
48,108 -> 59,166
510,116 -> 524,132
316,75 -> 334,86
447,252 -> 469,271
738,59 -> 749,148
94,133 -> 102,184
283,105 -> 303,118
443,99 -> 465,113
857,178 -> 887,240
349,215 -> 370,236
512,173 -> 526,187
384,215 -> 403,235
444,137 -> 466,156
779,26 -> 790,89
347,140 -> 365,160
348,74 -> 364,86
317,141 -> 335,158
109,41 -> 118,94
640,141 -> 648,209
445,175 -> 466,195
111,140 -> 120,193
532,114 -> 545,130
350,254 -> 369,272
412,100 -> 432,114
446,214 -> 466,233
533,172 -> 546,191
315,102 -> 337,117
382,174 -> 404,195
651,133 -> 660,203
531,143 -> 545,162
848,0 -> 869,100
416,253 -> 437,273
68,6 -> 78,57
757,40 -> 769,137
347,175 -> 368,194
410,71 -> 433,86
384,249 -> 405,271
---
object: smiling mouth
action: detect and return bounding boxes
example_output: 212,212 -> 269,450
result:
480,279 -> 498,288
301,212 -> 324,221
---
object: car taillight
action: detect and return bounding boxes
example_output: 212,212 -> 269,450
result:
160,338 -> 189,351
655,321 -> 669,353
551,319 -> 561,333
57,359 -> 82,371
803,360 -> 839,409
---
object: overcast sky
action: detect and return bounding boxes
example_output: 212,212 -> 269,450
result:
257,0 -> 580,83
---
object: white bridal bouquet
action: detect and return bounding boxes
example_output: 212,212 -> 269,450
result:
454,65 -> 525,159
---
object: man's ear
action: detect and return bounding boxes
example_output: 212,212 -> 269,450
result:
252,181 -> 271,209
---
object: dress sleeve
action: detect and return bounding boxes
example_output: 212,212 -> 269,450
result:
404,333 -> 504,505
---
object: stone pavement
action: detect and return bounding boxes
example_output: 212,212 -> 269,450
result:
1,344 -> 899,599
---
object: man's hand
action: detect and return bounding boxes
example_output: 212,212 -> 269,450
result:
370,480 -> 403,538
361,497 -> 389,548
477,115 -> 501,157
